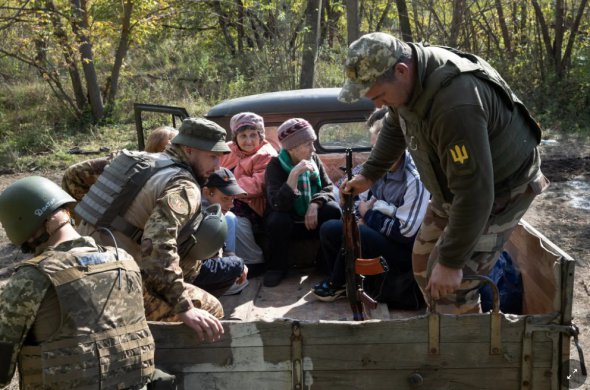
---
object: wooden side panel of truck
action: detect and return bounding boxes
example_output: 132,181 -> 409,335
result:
150,215 -> 575,390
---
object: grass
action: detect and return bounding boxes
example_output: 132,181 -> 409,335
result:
0,75 -> 588,174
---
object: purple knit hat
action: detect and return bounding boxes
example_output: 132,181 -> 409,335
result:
229,112 -> 265,139
277,118 -> 317,150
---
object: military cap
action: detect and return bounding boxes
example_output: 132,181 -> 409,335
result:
172,117 -> 231,153
338,32 -> 404,103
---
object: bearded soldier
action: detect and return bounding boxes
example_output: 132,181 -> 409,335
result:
339,32 -> 549,314
63,118 -> 238,342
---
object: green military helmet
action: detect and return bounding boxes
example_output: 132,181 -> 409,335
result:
178,204 -> 228,261
0,176 -> 76,245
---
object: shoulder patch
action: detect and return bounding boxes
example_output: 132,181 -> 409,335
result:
167,192 -> 189,215
447,140 -> 475,175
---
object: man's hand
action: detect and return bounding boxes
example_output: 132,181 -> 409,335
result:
340,174 -> 373,206
178,307 -> 224,342
236,265 -> 248,285
426,263 -> 463,300
304,202 -> 319,230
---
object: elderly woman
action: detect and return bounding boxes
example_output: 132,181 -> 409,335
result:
220,112 -> 277,268
263,118 -> 342,287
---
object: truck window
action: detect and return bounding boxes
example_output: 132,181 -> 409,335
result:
318,122 -> 371,150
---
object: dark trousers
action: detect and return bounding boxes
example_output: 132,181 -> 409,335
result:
320,219 -> 421,308
265,201 -> 342,272
193,255 -> 244,297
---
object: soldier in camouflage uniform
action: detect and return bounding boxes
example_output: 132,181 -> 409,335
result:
339,32 -> 549,314
63,118 -> 229,342
0,176 -> 155,389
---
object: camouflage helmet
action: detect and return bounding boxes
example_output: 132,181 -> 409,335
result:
0,176 -> 75,245
178,203 -> 228,261
338,32 -> 405,103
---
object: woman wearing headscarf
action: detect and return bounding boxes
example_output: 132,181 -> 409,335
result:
220,112 -> 277,268
263,118 -> 342,287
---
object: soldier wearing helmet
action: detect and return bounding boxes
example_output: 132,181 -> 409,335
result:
0,176 -> 155,389
63,118 -> 238,342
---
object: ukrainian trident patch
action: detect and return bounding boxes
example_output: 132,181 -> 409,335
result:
447,141 -> 474,175
450,144 -> 469,164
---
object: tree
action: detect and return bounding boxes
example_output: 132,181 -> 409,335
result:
531,0 -> 589,78
0,0 -> 173,124
344,0 -> 359,44
300,0 -> 322,88
395,0 -> 412,41
70,0 -> 104,120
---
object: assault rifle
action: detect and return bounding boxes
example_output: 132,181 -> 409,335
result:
342,149 -> 379,321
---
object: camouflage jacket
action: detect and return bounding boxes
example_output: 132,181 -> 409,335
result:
63,145 -> 203,315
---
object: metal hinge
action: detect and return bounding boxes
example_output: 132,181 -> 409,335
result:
291,321 -> 303,390
521,319 -> 586,390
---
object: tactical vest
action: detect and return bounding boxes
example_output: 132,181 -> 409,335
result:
75,149 -> 201,244
17,245 -> 155,389
399,43 -> 542,210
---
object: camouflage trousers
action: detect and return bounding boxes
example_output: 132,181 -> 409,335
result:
143,283 -> 224,321
413,173 -> 549,314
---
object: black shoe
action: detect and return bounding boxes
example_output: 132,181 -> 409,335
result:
312,280 -> 346,302
263,270 -> 286,287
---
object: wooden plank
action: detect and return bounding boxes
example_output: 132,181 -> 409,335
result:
252,270 -> 354,321
150,321 -> 294,349
179,371 -> 291,390
155,346 -> 292,372
219,276 -> 263,320
505,222 -> 562,314
168,367 -> 554,390
301,341 -> 553,370
150,313 -> 557,349
299,315 -> 539,345
156,343 -> 552,374
155,340 -> 553,372
251,270 -> 393,321
304,368 -> 553,390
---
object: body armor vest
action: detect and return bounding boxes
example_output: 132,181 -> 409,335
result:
17,245 -> 155,389
74,150 -> 200,244
400,44 -> 541,208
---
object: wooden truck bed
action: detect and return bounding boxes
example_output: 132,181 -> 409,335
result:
149,221 -> 576,390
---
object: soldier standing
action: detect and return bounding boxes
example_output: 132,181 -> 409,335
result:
339,32 -> 549,314
64,118 -> 230,342
0,176 -> 155,389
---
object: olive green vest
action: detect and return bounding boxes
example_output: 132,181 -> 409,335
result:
399,44 -> 541,209
17,246 -> 155,389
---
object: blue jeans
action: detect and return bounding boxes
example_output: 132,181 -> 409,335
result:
320,219 -> 421,308
224,211 -> 237,253
265,201 -> 342,272
192,255 -> 244,297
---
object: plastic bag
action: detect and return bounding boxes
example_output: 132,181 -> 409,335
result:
479,251 -> 523,314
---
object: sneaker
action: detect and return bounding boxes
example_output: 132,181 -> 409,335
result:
223,279 -> 249,296
312,281 -> 346,302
